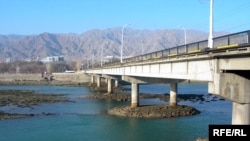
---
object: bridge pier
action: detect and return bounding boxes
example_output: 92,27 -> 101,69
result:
122,76 -> 146,108
107,78 -> 112,94
232,103 -> 250,124
115,80 -> 119,88
96,75 -> 101,88
131,83 -> 139,108
170,81 -> 178,106
91,75 -> 94,84
122,75 -> 181,107
91,74 -> 102,87
101,75 -> 121,94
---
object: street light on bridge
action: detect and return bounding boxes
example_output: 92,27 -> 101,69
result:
178,26 -> 187,52
121,24 -> 130,63
208,0 -> 214,48
101,43 -> 104,67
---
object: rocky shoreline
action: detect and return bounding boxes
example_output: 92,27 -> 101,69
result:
0,79 -> 89,120
0,111 -> 35,120
108,105 -> 200,118
0,89 -> 72,120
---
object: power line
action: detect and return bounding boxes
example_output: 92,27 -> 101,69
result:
214,1 -> 250,31
191,1 -> 250,32
219,22 -> 250,33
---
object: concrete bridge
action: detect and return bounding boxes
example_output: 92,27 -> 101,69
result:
85,30 -> 250,125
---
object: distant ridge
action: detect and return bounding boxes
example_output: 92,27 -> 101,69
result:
0,28 -> 228,62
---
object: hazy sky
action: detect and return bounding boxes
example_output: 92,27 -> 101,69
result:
1,0 -> 249,35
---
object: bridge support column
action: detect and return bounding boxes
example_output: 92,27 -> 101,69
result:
96,75 -> 101,88
170,81 -> 178,106
131,83 -> 139,108
91,75 -> 94,84
107,78 -> 112,94
115,80 -> 119,88
102,75 -> 121,94
232,103 -> 250,124
122,76 -> 145,108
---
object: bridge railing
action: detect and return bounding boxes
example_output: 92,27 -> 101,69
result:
122,30 -> 250,63
90,30 -> 250,68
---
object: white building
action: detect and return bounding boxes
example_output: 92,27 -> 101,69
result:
40,56 -> 64,63
5,58 -> 11,63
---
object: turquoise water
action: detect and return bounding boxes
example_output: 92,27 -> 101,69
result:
0,83 -> 231,141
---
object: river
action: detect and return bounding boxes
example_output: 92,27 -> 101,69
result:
0,83 -> 231,141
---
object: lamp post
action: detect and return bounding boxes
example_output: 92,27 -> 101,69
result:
87,59 -> 89,69
101,43 -> 104,67
141,41 -> 144,55
91,55 -> 94,68
178,26 -> 187,52
208,0 -> 214,48
121,24 -> 129,63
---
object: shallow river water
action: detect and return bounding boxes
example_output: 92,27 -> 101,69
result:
0,83 -> 231,141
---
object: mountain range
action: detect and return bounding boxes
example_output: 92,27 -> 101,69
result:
0,28 -> 228,62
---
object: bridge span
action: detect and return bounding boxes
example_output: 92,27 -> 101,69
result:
85,30 -> 250,125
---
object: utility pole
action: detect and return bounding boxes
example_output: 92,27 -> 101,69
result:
91,55 -> 94,68
101,43 -> 104,67
178,26 -> 187,52
141,41 -> 144,55
208,0 -> 214,48
121,24 -> 129,63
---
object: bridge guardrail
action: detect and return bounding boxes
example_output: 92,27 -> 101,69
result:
87,30 -> 250,69
122,30 -> 250,63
